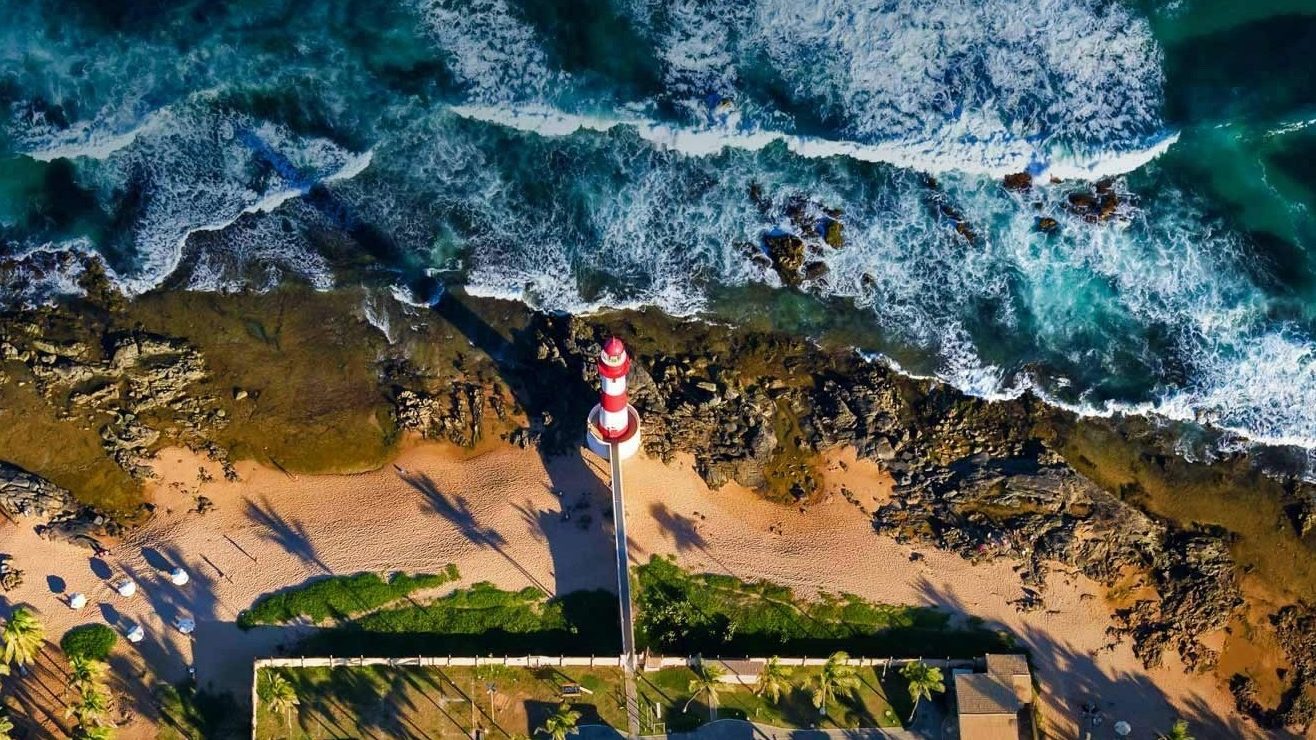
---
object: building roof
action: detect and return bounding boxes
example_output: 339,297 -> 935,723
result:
602,337 -> 626,358
985,654 -> 1030,679
956,673 -> 1022,716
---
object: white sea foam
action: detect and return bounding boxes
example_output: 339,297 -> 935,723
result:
81,111 -> 373,296
22,113 -> 165,162
748,0 -> 1165,151
450,103 -> 1177,179
410,0 -> 557,103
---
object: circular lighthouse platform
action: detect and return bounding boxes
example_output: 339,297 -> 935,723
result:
586,405 -> 642,461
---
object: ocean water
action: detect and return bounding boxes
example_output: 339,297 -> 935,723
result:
2,0 -> 1316,452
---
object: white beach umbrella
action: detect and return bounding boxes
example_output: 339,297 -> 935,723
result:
174,616 -> 196,635
67,593 -> 87,610
115,579 -> 137,597
1113,721 -> 1132,737
169,567 -> 190,585
126,624 -> 145,643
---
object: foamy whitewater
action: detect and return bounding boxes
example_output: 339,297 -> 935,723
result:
3,0 -> 1316,453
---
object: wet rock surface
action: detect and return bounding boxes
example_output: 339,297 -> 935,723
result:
1,320 -> 225,480
4,289 -> 1316,733
0,461 -> 121,552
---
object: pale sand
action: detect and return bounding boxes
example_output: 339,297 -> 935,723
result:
0,440 -> 1256,738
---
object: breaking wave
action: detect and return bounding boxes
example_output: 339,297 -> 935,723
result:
5,0 -> 1316,454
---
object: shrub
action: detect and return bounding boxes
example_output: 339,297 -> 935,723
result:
633,555 -> 1013,657
60,624 -> 118,661
238,565 -> 460,628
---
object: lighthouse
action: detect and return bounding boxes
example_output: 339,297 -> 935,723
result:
585,337 -> 642,460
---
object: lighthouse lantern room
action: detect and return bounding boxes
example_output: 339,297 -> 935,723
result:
586,337 -> 642,460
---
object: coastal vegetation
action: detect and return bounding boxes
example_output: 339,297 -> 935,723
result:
237,566 -> 460,628
59,624 -> 118,662
637,661 -> 907,732
253,665 -> 631,740
252,661 -> 915,738
538,702 -> 582,740
633,555 -> 1014,657
900,660 -> 945,722
155,682 -> 247,740
297,582 -> 620,657
1,607 -> 44,674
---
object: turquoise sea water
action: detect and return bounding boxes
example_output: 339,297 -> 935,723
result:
2,0 -> 1316,451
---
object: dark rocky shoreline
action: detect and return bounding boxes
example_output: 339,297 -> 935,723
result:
2,286 -> 1315,732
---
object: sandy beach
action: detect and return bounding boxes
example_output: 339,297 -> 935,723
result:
0,438 -> 1256,738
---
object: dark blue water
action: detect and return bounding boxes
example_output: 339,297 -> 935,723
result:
2,0 -> 1316,451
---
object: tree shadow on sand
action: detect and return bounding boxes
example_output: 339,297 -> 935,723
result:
912,575 -> 1266,739
244,496 -> 331,574
425,294 -> 624,602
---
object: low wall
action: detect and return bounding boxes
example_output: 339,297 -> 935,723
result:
255,654 -> 626,670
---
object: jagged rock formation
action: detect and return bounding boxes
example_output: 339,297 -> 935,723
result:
0,462 -> 122,551
0,460 -> 76,518
1,322 -> 223,479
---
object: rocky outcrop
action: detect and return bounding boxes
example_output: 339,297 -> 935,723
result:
1065,178 -> 1122,222
1,323 -> 222,478
487,315 -> 1256,696
395,381 -> 507,447
0,557 -> 22,591
742,186 -> 844,287
1003,172 -> 1033,191
0,461 -> 77,519
1109,532 -> 1241,671
0,462 -> 121,552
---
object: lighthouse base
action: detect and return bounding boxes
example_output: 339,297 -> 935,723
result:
586,405 -> 642,461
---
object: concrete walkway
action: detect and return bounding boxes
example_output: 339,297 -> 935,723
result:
577,718 -> 922,740
609,443 -> 642,739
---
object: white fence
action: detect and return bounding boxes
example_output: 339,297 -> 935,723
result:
253,654 -> 975,672
255,654 -> 626,670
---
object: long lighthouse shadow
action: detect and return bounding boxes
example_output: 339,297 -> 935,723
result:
431,294 -> 622,629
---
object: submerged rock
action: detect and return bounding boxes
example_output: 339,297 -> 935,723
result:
1003,172 -> 1033,191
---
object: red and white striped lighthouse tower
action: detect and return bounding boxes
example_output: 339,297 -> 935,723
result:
586,337 -> 642,460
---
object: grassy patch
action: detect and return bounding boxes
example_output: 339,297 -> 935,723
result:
59,623 -> 118,661
238,567 -> 460,628
254,665 -> 631,739
637,666 -> 906,732
156,682 -> 248,740
299,583 -> 620,657
634,556 -> 1013,657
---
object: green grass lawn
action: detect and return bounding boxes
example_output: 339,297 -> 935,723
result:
255,663 -> 919,738
239,566 -> 461,628
254,665 -> 631,739
635,666 -> 911,733
634,555 -> 1014,657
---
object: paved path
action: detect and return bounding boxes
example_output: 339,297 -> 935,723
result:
610,443 -> 642,739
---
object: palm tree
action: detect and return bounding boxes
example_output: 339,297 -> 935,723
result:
754,657 -> 794,705
684,663 -> 725,720
1,607 -> 45,672
66,686 -> 110,727
68,656 -> 107,696
259,670 -> 300,733
1160,719 -> 1194,740
537,702 -> 581,740
0,713 -> 14,740
811,652 -> 860,717
899,660 -> 945,723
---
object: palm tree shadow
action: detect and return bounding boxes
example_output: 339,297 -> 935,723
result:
244,496 -> 331,574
